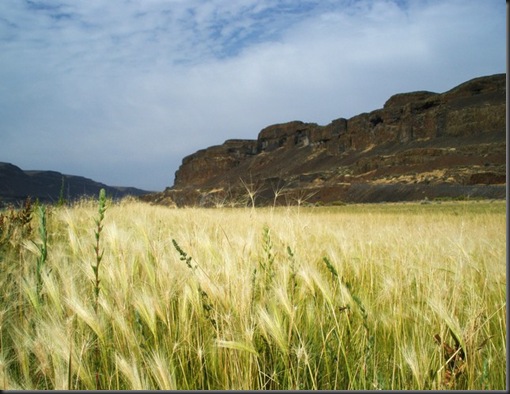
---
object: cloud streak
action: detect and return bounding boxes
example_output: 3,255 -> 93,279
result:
0,0 -> 505,190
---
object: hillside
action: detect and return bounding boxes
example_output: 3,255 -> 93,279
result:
0,162 -> 152,207
143,73 -> 506,207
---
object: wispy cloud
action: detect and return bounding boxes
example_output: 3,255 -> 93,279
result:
0,0 -> 505,190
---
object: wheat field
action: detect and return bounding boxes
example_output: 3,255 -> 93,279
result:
0,196 -> 506,390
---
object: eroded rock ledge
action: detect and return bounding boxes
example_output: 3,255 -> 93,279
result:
143,73 -> 506,206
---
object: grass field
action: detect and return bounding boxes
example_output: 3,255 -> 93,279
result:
0,196 -> 506,390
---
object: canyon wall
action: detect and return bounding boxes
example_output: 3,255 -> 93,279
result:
144,73 -> 506,206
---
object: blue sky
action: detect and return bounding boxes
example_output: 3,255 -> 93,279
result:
0,0 -> 505,191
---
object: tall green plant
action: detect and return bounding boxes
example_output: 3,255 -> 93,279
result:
92,189 -> 107,314
92,188 -> 107,390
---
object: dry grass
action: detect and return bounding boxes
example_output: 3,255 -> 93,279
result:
0,198 -> 506,390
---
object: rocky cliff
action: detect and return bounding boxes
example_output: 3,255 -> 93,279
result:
145,73 -> 506,206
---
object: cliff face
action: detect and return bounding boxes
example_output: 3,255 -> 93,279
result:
175,139 -> 258,187
146,73 -> 506,206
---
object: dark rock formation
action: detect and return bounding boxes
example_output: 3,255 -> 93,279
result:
0,162 -> 152,207
145,73 -> 506,206
175,139 -> 258,187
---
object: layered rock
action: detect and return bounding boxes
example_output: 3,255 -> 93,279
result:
174,139 -> 258,187
149,73 -> 506,206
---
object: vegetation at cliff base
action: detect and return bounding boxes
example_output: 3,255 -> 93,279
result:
0,196 -> 506,390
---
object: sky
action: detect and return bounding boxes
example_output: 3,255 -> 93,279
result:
0,0 -> 506,192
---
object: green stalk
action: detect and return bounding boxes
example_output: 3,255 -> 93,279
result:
92,189 -> 107,314
92,188 -> 107,389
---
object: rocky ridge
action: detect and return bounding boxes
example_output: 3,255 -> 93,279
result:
144,73 -> 506,207
0,162 -> 152,207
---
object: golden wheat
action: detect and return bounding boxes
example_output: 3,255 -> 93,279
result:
0,199 -> 505,389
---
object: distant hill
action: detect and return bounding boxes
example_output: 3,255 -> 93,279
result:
143,73 -> 506,206
0,162 -> 152,207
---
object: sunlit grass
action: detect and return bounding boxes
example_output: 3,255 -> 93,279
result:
0,198 -> 506,390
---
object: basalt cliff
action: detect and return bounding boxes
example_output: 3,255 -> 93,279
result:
144,73 -> 506,207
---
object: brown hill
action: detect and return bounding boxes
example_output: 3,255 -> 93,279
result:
143,73 -> 506,207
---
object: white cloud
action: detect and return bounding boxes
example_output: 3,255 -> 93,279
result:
0,0 -> 505,190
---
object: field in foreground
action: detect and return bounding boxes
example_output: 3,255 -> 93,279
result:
0,198 -> 506,390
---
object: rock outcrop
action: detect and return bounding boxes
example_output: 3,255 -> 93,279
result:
145,73 -> 506,206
